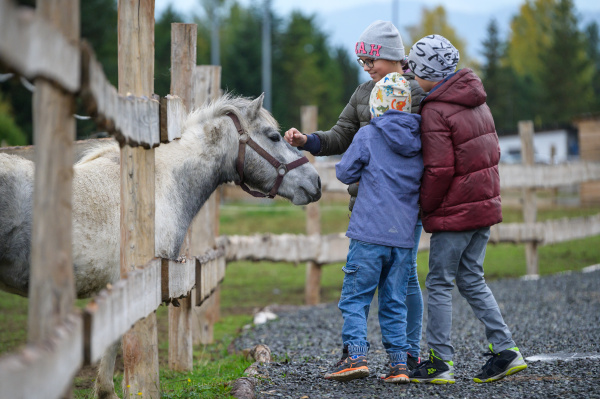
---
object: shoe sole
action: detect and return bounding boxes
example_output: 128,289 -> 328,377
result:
473,363 -> 528,383
473,353 -> 528,384
324,367 -> 369,382
382,374 -> 409,384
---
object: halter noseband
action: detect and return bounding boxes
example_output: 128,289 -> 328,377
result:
226,112 -> 309,199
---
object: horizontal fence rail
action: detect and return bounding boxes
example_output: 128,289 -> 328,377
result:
222,213 -> 600,264
0,0 -> 80,92
314,161 -> 600,192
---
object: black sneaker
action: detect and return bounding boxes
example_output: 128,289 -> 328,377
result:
473,345 -> 527,383
407,353 -> 421,371
409,349 -> 455,384
324,354 -> 369,381
380,362 -> 409,384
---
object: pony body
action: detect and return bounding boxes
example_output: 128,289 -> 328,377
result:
1,93 -> 321,298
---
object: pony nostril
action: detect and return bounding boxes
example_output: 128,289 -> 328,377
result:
317,176 -> 322,190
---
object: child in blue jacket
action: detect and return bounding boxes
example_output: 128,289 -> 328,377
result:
324,73 -> 423,384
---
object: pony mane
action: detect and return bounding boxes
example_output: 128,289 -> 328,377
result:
184,92 -> 279,132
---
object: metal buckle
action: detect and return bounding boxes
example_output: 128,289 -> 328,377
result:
277,165 -> 287,176
239,133 -> 250,143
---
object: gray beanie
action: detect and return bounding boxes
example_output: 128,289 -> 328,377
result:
355,20 -> 405,61
407,34 -> 460,82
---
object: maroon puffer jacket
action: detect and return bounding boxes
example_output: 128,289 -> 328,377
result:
418,68 -> 502,233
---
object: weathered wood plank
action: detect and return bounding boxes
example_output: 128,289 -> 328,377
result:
0,314 -> 83,399
0,0 -> 80,92
80,43 -> 160,148
83,259 -> 161,365
27,0 -> 78,354
168,22 -> 198,372
117,1 -> 158,396
190,65 -> 222,345
160,95 -> 186,143
223,214 -> 600,263
161,257 -> 196,302
314,161 -> 600,192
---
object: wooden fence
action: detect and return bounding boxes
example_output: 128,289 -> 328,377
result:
0,1 -> 224,398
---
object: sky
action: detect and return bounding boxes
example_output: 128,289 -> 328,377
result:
155,0 -> 600,18
154,0 -> 600,79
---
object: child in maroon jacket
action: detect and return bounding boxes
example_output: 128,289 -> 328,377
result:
406,35 -> 527,384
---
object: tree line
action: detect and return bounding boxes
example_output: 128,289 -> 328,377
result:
0,0 -> 598,145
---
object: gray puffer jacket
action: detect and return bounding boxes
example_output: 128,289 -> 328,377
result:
313,72 -> 425,156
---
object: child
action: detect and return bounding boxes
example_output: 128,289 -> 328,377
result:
406,34 -> 527,384
324,73 -> 423,383
285,19 -> 425,372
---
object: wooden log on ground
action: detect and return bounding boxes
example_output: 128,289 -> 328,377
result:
230,344 -> 272,399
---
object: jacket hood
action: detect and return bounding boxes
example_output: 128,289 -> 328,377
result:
370,110 -> 422,157
424,68 -> 487,109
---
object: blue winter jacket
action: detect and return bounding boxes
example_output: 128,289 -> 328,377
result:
335,110 -> 423,248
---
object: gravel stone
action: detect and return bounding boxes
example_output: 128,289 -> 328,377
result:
233,269 -> 600,398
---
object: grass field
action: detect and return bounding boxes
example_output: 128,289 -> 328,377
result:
1,197 -> 599,397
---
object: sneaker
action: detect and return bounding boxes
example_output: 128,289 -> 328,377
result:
409,349 -> 455,384
324,354 -> 369,381
380,362 -> 409,384
407,353 -> 421,371
473,345 -> 527,383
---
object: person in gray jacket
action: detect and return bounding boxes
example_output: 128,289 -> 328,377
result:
284,20 -> 426,369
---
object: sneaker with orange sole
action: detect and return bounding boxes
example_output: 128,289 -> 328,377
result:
380,362 -> 409,384
324,354 -> 369,381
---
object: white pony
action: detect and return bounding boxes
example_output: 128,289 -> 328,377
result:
0,93 -> 321,398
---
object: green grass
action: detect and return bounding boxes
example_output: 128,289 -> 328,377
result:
1,198 -> 599,397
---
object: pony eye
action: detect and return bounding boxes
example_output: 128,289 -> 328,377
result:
268,133 -> 281,142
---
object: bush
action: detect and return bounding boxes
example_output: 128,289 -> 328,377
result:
0,97 -> 27,146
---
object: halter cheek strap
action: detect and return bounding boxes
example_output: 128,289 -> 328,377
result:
226,112 -> 309,199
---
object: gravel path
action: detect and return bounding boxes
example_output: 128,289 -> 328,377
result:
233,268 -> 600,398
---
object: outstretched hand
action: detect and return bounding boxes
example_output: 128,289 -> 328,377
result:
284,128 -> 307,147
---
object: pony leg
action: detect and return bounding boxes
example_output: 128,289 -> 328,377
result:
94,340 -> 120,399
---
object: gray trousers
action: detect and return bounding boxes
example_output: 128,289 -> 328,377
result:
426,227 -> 516,361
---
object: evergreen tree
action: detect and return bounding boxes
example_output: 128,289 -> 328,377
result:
406,5 -> 477,71
537,0 -> 594,124
584,22 -> 600,112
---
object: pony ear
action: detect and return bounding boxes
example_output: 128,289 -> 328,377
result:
247,93 -> 265,121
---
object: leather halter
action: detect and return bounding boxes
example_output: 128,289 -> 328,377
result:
226,112 -> 309,199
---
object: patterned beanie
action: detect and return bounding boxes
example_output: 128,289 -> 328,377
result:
369,72 -> 411,118
407,35 -> 460,82
355,20 -> 405,61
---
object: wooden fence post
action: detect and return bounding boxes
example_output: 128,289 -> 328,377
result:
168,22 -> 197,372
28,1 -> 82,396
191,65 -> 222,345
519,120 -> 539,275
301,105 -> 322,305
118,1 -> 160,397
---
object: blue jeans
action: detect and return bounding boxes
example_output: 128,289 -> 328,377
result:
406,220 -> 424,358
339,239 -> 412,363
426,227 -> 516,361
